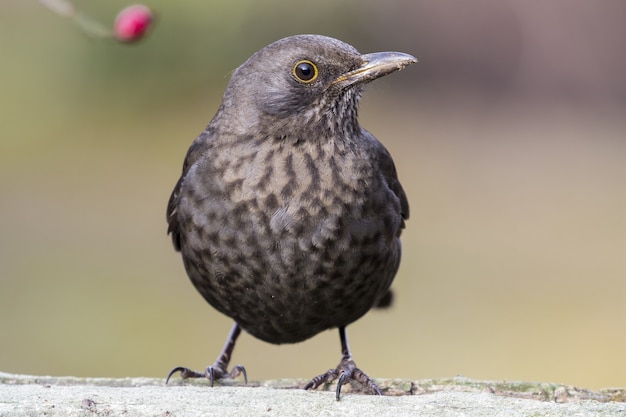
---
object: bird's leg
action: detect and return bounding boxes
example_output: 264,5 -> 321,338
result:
304,326 -> 382,400
166,322 -> 247,386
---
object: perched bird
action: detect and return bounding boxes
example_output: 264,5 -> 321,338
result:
166,34 -> 415,400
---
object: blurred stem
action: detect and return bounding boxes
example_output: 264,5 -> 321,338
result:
38,0 -> 75,17
73,12 -> 114,39
39,0 -> 113,39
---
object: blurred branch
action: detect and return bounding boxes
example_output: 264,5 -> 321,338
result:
38,0 -> 153,42
38,0 -> 75,17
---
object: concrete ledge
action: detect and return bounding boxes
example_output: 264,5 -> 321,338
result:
1,372 -> 624,416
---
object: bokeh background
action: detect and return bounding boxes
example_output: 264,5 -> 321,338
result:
1,0 -> 624,390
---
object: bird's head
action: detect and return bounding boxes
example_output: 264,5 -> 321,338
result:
216,34 -> 417,141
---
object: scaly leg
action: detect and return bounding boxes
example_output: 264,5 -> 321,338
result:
166,322 -> 247,386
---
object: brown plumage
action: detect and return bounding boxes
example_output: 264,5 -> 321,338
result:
166,34 -> 415,400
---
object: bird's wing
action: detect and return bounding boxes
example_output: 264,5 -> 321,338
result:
166,132 -> 212,251
362,130 -> 408,309
362,131 -> 409,309
365,130 -> 409,227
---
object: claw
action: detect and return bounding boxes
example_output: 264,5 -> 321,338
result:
305,364 -> 381,400
304,327 -> 382,400
336,373 -> 349,400
353,368 -> 382,396
165,364 -> 247,386
165,323 -> 247,387
205,363 -> 249,387
303,368 -> 336,391
165,366 -> 205,384
206,366 -> 215,386
230,364 -> 248,384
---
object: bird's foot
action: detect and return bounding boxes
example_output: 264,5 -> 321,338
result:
166,323 -> 246,387
304,356 -> 381,400
165,364 -> 247,387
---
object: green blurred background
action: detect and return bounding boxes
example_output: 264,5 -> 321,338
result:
1,0 -> 624,390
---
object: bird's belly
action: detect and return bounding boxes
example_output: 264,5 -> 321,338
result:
180,191 -> 400,344
178,140 -> 403,343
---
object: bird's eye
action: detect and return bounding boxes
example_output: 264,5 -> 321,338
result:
292,60 -> 318,83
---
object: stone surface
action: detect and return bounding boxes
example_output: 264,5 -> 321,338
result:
0,372 -> 624,417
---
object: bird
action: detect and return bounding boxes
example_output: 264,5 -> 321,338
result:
165,34 -> 416,400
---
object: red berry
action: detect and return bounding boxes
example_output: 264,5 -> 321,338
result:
114,4 -> 153,43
